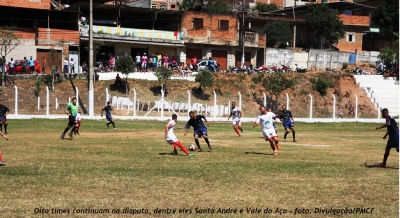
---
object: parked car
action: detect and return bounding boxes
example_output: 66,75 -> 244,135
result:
6,60 -> 40,74
197,59 -> 222,72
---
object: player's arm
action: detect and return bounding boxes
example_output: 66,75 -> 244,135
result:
253,117 -> 260,128
376,119 -> 390,130
4,106 -> 9,116
101,107 -> 105,117
65,105 -> 71,116
202,116 -> 209,127
383,132 -> 388,140
289,111 -> 294,123
228,111 -> 232,120
239,110 -> 242,119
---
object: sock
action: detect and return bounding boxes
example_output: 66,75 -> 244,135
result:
173,143 -> 178,150
195,139 -> 201,149
0,149 -> 2,162
0,124 -> 2,131
204,138 -> 211,146
234,128 -> 241,136
176,141 -> 189,155
284,132 -> 288,139
292,130 -> 296,140
70,126 -> 76,134
76,121 -> 81,131
4,125 -> 7,133
62,127 -> 69,135
383,154 -> 389,164
112,122 -> 116,128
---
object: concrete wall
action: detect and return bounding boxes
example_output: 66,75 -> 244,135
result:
265,48 -> 294,67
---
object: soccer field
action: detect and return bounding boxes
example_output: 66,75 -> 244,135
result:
0,119 -> 398,217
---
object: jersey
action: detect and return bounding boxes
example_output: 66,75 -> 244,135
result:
165,120 -> 178,143
280,110 -> 293,123
135,55 -> 141,63
66,103 -> 78,117
385,116 -> 399,143
76,112 -> 81,121
103,106 -> 112,116
255,112 -> 276,130
0,105 -> 10,117
185,115 -> 207,131
231,107 -> 241,119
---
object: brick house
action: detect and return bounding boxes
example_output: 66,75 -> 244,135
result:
181,11 -> 266,69
0,0 -> 80,73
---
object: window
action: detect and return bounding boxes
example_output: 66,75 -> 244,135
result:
193,18 -> 203,30
219,20 -> 229,31
151,4 -> 157,9
347,33 -> 355,42
160,4 -> 167,10
171,4 -> 176,9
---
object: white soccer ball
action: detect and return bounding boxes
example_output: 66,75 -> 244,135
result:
188,144 -> 195,151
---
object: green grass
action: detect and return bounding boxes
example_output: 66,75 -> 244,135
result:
0,120 -> 398,217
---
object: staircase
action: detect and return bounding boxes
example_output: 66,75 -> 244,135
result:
354,75 -> 399,116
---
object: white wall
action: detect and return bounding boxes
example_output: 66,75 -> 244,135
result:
6,39 -> 37,61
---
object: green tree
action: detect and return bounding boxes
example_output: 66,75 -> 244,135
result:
372,0 -> 399,39
305,4 -> 344,44
378,46 -> 397,64
195,70 -> 214,90
155,67 -> 173,84
0,27 -> 22,86
310,77 -> 331,96
115,55 -> 136,81
253,3 -> 279,12
261,73 -> 294,107
206,0 -> 230,14
178,0 -> 197,11
261,21 -> 292,47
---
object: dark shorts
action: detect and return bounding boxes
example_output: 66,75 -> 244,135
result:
0,115 -> 6,123
386,141 -> 399,152
194,128 -> 207,138
68,116 -> 77,126
106,114 -> 113,121
283,121 -> 294,129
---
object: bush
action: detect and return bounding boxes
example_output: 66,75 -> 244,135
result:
115,55 -> 136,80
342,63 -> 348,70
195,70 -> 214,89
310,77 -> 331,96
369,63 -> 376,68
155,67 -> 173,83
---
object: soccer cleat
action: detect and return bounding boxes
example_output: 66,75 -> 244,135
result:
237,135 -> 241,138
106,123 -> 109,128
172,149 -> 178,155
240,128 -> 243,132
68,132 -> 73,139
188,154 -> 195,157
0,162 -> 5,166
113,128 -> 117,130
274,151 -> 278,156
196,149 -> 203,152
208,145 -> 213,150
60,134 -> 65,139
276,144 -> 281,150
378,163 -> 386,168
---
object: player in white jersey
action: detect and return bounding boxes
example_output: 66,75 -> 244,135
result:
165,114 -> 194,156
228,102 -> 243,137
74,108 -> 82,135
253,106 -> 281,156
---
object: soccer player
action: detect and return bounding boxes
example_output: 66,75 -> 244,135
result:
165,114 -> 194,156
60,97 -> 78,139
228,102 -> 243,137
101,101 -> 116,129
253,106 -> 280,156
0,118 -> 9,167
375,108 -> 399,167
184,111 -> 212,152
0,100 -> 10,134
74,108 -> 82,135
279,105 -> 296,142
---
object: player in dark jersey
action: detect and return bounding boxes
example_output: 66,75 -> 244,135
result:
101,101 -> 116,129
376,108 -> 399,168
279,105 -> 296,142
184,111 -> 212,151
0,100 -> 10,134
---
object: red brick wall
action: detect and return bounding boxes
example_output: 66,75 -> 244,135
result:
337,32 -> 363,52
0,0 -> 51,10
13,28 -> 36,39
338,14 -> 370,26
255,0 -> 284,8
37,28 -> 79,43
258,33 -> 266,47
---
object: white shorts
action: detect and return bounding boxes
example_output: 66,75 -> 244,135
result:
262,128 -> 277,140
165,135 -> 178,144
232,117 -> 241,126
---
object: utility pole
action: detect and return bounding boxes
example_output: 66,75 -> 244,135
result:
241,0 -> 245,66
88,0 -> 94,116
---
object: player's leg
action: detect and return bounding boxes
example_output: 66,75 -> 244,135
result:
273,135 -> 280,150
238,120 -> 243,132
202,132 -> 212,150
380,142 -> 399,167
110,118 -> 116,129
2,118 -> 7,134
268,139 -> 277,156
193,133 -> 202,151
75,120 -> 81,135
233,124 -> 241,137
283,125 -> 290,139
175,141 -> 193,156
61,124 -> 72,139
291,125 -> 296,142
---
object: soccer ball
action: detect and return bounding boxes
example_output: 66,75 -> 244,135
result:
188,144 -> 195,151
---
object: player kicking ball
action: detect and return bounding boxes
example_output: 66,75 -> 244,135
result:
375,108 -> 399,167
253,106 -> 280,156
184,111 -> 212,152
101,101 -> 116,129
165,114 -> 194,157
228,102 -> 243,137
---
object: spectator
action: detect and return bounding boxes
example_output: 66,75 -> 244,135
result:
163,54 -> 169,68
148,55 -> 154,72
70,58 -> 75,74
338,107 -> 342,118
115,73 -> 123,85
53,66 -> 61,82
42,57 -> 46,74
156,53 -> 162,68
208,57 -> 216,72
81,62 -> 88,73
141,53 -> 148,72
28,56 -> 35,74
109,56 -> 115,72
63,57 -> 69,74
171,56 -> 177,68
181,63 -> 192,77
191,55 -> 198,71
8,58 -> 14,74
135,52 -> 141,72
23,56 -> 28,73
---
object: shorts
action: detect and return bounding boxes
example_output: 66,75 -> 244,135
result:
68,116 -> 77,126
165,135 -> 178,144
232,118 -> 241,126
106,114 -> 113,121
30,66 -> 35,71
194,128 -> 207,138
386,141 -> 399,152
0,115 -> 6,122
263,128 -> 278,140
283,121 -> 294,129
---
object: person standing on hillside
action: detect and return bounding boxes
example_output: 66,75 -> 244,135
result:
69,58 -> 75,74
135,52 -> 141,72
228,102 -> 243,137
338,107 -> 343,118
191,55 -> 198,71
279,105 -> 296,142
101,101 -> 116,129
375,108 -> 399,167
60,97 -> 79,139
0,100 -> 10,134
8,58 -> 14,74
163,54 -> 169,68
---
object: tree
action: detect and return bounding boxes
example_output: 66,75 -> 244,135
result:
261,21 -> 292,47
305,4 -> 344,44
378,46 -> 397,64
115,55 -> 136,82
195,70 -> 214,90
155,67 -> 173,84
206,0 -> 230,14
0,27 -> 22,86
252,3 -> 279,13
85,40 -> 104,62
261,73 -> 294,108
372,0 -> 399,40
178,0 -> 197,11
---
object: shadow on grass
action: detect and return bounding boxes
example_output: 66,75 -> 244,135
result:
244,152 -> 273,155
159,152 -> 178,156
361,163 -> 399,169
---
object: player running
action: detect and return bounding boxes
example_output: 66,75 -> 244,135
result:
253,106 -> 280,156
165,114 -> 194,156
60,97 -> 78,139
279,105 -> 296,142
0,100 -> 10,134
375,108 -> 399,167
228,102 -> 243,137
101,101 -> 116,129
0,118 -> 9,166
74,108 -> 82,135
184,111 -> 212,152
